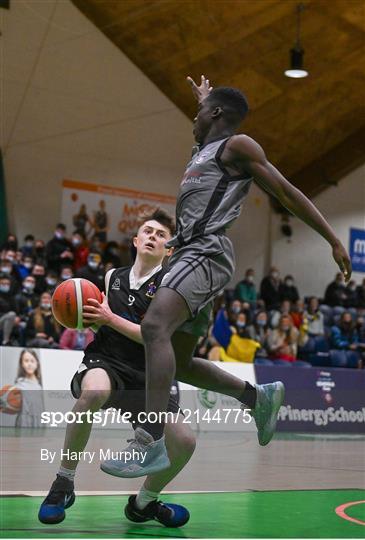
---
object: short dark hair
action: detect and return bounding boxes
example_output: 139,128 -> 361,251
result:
56,223 -> 66,231
207,87 -> 249,124
139,208 -> 175,237
24,234 -> 34,241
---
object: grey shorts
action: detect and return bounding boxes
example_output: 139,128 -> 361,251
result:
161,234 -> 235,317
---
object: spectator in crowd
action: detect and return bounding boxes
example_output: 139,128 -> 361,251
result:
60,265 -> 74,281
76,252 -> 104,291
345,280 -> 358,307
279,274 -> 299,304
91,200 -> 109,243
73,204 -> 91,237
71,232 -> 89,271
1,233 -> 18,253
331,311 -> 359,351
356,312 -> 365,343
290,299 -> 306,330
260,266 -> 281,310
227,299 -> 243,326
34,239 -> 47,266
16,255 -> 34,281
25,292 -> 60,348
32,263 -> 47,295
270,299 -> 291,328
233,311 -> 251,338
324,273 -> 347,307
356,278 -> 365,308
234,268 -> 257,307
0,275 -> 18,345
15,276 -> 39,321
20,234 -> 35,257
247,310 -> 270,357
103,241 -> 121,268
0,259 -> 20,295
59,328 -> 94,350
46,223 -> 73,273
44,271 -> 59,295
268,314 -> 299,362
304,296 -> 325,337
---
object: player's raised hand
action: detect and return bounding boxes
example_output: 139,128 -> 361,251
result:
332,242 -> 352,283
187,75 -> 213,103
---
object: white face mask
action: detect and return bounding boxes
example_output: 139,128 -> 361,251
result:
1,266 -> 11,274
61,273 -> 72,280
0,285 -> 10,293
23,262 -> 33,269
41,303 -> 51,310
88,262 -> 99,270
46,278 -> 57,286
271,272 -> 279,279
246,275 -> 254,283
24,282 -> 35,292
285,279 -> 293,287
72,238 -> 81,247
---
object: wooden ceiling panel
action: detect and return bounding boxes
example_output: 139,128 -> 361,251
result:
71,0 -> 365,198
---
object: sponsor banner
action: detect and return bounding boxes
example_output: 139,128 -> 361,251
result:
61,179 -> 176,246
349,228 -> 365,273
255,365 -> 365,433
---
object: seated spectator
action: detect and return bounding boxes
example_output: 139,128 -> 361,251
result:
331,311 -> 359,351
16,255 -> 34,281
0,275 -> 17,345
20,235 -> 35,257
270,299 -> 291,328
268,314 -> 299,362
25,292 -> 61,348
34,239 -> 47,266
234,268 -> 257,307
304,297 -> 325,337
356,278 -> 365,309
247,310 -> 270,357
232,311 -> 251,338
59,328 -> 94,350
279,275 -> 299,304
46,223 -> 73,273
32,263 -> 47,294
60,265 -> 74,281
290,299 -> 305,329
15,276 -> 39,323
44,270 -> 59,294
103,241 -> 121,268
260,266 -> 281,310
0,259 -> 20,294
324,273 -> 347,307
76,252 -> 104,291
345,280 -> 358,308
72,232 -> 89,271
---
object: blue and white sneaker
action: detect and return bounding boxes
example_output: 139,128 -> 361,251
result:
251,382 -> 285,446
100,427 -> 170,478
125,495 -> 190,528
38,475 -> 75,524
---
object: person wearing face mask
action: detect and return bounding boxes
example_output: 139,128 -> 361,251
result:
44,271 -> 59,294
260,266 -> 281,311
0,234 -> 18,253
248,311 -> 270,357
25,292 -> 61,348
75,251 -> 104,291
324,273 -> 347,307
32,264 -> 47,295
46,224 -> 73,273
0,276 -> 18,345
15,276 -> 39,325
16,256 -> 34,280
20,235 -> 35,257
268,314 -> 299,362
279,275 -> 299,304
0,260 -> 21,295
34,240 -> 47,266
234,311 -> 251,338
60,266 -> 74,281
234,268 -> 257,307
303,297 -> 325,337
345,280 -> 358,308
72,232 -> 89,271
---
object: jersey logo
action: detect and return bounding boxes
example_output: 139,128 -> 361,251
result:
145,281 -> 157,298
111,278 -> 120,290
128,294 -> 136,306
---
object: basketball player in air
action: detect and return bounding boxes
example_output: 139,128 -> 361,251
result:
102,75 -> 352,478
39,210 -> 198,527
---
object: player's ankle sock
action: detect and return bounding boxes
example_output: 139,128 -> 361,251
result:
142,422 -> 165,441
238,382 -> 257,409
58,465 -> 76,482
135,487 -> 160,510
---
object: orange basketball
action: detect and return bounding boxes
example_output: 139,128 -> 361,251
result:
0,385 -> 22,414
52,278 -> 102,329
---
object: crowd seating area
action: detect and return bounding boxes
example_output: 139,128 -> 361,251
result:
1,229 -> 364,369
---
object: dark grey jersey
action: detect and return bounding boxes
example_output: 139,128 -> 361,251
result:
166,137 -> 253,249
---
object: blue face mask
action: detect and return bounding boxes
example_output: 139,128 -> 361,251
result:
257,320 -> 266,327
0,285 -> 10,293
236,321 -> 246,329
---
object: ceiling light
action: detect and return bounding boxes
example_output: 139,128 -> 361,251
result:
285,4 -> 308,79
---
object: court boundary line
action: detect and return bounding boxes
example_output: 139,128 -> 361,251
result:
335,500 -> 365,526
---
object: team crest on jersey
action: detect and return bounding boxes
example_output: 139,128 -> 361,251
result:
145,282 -> 157,298
111,278 -> 120,290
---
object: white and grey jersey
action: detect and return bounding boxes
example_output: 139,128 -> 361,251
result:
166,137 -> 253,249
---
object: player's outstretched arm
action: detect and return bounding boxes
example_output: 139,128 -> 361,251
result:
82,294 -> 143,344
187,74 -> 212,103
228,135 -> 352,281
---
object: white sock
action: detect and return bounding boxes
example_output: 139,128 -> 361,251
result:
135,487 -> 160,510
58,465 -> 76,482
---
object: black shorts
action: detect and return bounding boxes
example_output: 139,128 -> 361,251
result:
70,353 -> 181,426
